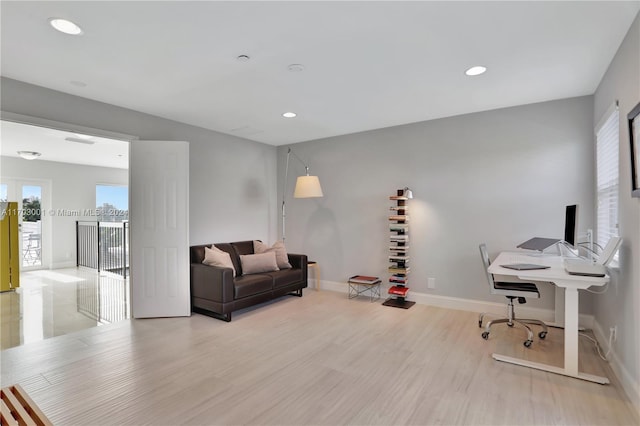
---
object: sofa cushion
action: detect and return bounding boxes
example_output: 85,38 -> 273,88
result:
263,268 -> 304,289
213,243 -> 241,275
240,252 -> 279,275
254,240 -> 292,269
234,274 -> 273,299
202,246 -> 236,276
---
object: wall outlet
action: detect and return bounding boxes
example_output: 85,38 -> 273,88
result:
427,277 -> 435,289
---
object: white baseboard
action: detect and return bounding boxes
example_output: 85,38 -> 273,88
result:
315,279 -> 593,327
51,261 -> 76,269
592,320 -> 640,416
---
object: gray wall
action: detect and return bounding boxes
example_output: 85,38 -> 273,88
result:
593,12 -> 640,397
0,77 -> 278,246
279,96 -> 596,312
0,156 -> 128,268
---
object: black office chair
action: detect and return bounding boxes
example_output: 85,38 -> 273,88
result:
478,243 -> 548,348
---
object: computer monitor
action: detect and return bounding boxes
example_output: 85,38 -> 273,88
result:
517,204 -> 579,252
564,204 -> 578,248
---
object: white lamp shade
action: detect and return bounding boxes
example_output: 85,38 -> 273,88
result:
404,188 -> 413,199
294,175 -> 323,198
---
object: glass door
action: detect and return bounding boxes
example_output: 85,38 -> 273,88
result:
0,179 -> 49,270
21,185 -> 42,269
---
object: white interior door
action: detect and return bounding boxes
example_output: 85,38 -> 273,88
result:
130,140 -> 190,318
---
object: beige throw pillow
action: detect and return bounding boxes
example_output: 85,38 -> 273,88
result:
253,240 -> 292,269
240,251 -> 280,275
203,246 -> 236,276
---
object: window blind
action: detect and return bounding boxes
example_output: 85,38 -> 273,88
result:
595,104 -> 619,252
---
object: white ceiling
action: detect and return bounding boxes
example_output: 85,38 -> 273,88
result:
0,121 -> 129,169
1,1 -> 639,146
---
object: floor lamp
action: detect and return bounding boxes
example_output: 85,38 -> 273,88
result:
282,148 -> 323,242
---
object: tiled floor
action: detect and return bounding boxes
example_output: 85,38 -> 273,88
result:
0,268 -> 129,350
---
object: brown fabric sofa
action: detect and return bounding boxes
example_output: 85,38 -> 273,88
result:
190,240 -> 308,321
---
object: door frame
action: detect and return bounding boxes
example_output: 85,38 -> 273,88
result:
1,112 -> 192,318
1,113 -> 136,277
1,112 -> 136,143
2,112 -> 134,272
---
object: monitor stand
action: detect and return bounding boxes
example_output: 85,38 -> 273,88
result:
521,241 -> 564,257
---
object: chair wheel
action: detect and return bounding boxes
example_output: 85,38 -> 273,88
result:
481,331 -> 489,340
507,323 -> 514,327
524,340 -> 532,348
478,320 -> 483,328
538,331 -> 547,339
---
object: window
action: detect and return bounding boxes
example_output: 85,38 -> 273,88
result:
595,103 -> 619,253
22,185 -> 42,223
96,184 -> 128,222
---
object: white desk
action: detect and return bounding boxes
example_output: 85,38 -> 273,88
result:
488,252 -> 609,384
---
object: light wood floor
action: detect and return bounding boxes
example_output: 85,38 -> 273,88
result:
1,290 -> 638,425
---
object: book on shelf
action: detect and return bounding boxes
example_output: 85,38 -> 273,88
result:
389,233 -> 409,243
389,222 -> 409,227
389,206 -> 409,212
389,276 -> 408,284
388,266 -> 410,274
389,255 -> 409,261
389,215 -> 409,222
389,246 -> 409,251
390,235 -> 409,241
390,263 -> 409,269
348,275 -> 381,284
388,285 -> 410,296
389,195 -> 409,200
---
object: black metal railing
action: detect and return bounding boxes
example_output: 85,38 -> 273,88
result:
76,221 -> 129,278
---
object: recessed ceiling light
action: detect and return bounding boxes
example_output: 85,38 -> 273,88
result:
288,64 -> 305,72
465,66 -> 487,76
236,55 -> 250,62
70,80 -> 87,87
282,112 -> 297,118
17,151 -> 42,160
49,18 -> 83,35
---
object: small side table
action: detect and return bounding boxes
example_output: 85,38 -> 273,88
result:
348,278 -> 381,302
308,261 -> 320,291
